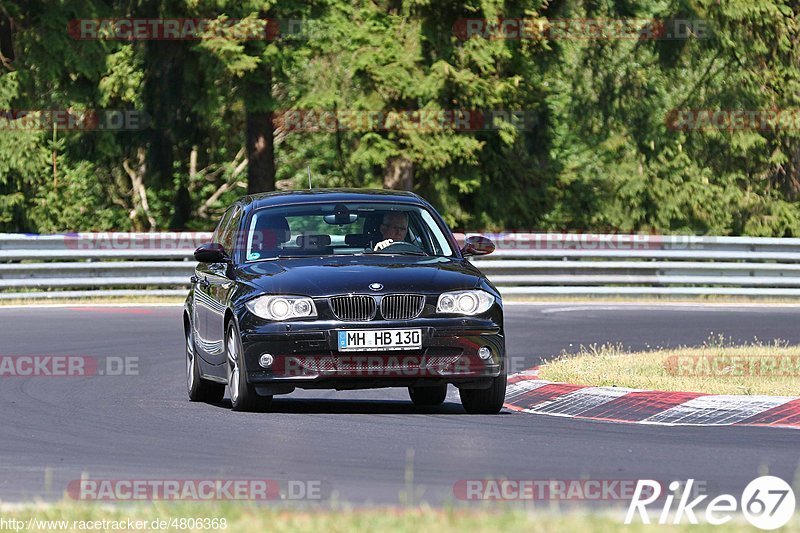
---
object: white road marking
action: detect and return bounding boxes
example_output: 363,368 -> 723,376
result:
505,369 -> 800,428
523,386 -> 635,415
641,395 -> 795,426
504,379 -> 552,404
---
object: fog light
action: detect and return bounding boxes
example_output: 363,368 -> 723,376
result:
259,353 -> 274,368
478,346 -> 491,360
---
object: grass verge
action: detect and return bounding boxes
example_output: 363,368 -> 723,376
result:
1,502 -> 797,532
537,341 -> 800,396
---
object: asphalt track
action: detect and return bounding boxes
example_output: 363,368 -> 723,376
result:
1,303 -> 799,505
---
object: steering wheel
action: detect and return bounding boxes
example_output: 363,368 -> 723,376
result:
373,241 -> 426,254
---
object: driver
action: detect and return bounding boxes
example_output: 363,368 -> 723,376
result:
374,211 -> 409,251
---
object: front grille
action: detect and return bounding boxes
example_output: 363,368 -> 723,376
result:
329,295 -> 377,321
380,294 -> 425,320
423,348 -> 464,369
293,356 -> 423,372
424,355 -> 463,369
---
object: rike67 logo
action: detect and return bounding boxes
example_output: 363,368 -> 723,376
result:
626,477 -> 796,530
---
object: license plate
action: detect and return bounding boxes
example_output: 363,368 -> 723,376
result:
337,329 -> 422,352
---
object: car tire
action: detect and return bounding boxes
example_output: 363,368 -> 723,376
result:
408,385 -> 447,406
226,321 -> 272,412
186,327 -> 225,403
459,370 -> 507,414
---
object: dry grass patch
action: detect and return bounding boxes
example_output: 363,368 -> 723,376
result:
537,340 -> 800,396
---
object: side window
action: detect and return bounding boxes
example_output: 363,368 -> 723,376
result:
220,206 -> 243,255
212,208 -> 234,245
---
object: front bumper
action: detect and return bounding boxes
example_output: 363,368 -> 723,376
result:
237,316 -> 504,394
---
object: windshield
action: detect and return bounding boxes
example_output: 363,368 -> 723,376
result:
243,202 -> 454,261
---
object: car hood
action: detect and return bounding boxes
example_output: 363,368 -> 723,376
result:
235,255 -> 484,298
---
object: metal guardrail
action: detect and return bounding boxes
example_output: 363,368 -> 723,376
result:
2,232 -> 800,299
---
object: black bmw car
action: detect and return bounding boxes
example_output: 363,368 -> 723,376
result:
184,189 -> 506,413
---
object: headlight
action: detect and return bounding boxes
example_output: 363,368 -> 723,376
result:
436,290 -> 494,315
246,295 -> 317,321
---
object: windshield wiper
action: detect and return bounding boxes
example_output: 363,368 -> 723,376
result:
254,254 -> 309,261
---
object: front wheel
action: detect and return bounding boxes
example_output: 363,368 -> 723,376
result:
226,321 -> 272,412
408,384 -> 447,406
186,328 -> 224,403
459,371 -> 507,414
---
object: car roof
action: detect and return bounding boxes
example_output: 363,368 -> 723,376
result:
240,188 -> 427,210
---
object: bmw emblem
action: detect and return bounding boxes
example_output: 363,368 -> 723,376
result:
369,283 -> 383,291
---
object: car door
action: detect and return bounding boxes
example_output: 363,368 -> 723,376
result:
194,207 -> 234,364
204,205 -> 243,366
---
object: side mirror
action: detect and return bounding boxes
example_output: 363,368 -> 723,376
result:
461,235 -> 495,257
194,242 -> 229,263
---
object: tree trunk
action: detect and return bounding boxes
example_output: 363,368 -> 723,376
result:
143,40 -> 184,189
244,59 -> 275,195
0,12 -> 14,68
168,146 -> 196,229
383,157 -> 414,190
246,109 -> 275,194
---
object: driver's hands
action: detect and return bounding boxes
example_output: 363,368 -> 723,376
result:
374,239 -> 394,251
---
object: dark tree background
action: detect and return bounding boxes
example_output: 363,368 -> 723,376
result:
1,1 -> 799,235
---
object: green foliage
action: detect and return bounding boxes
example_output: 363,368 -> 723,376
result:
1,0 -> 799,235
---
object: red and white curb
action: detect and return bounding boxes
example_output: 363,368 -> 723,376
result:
504,368 -> 800,429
